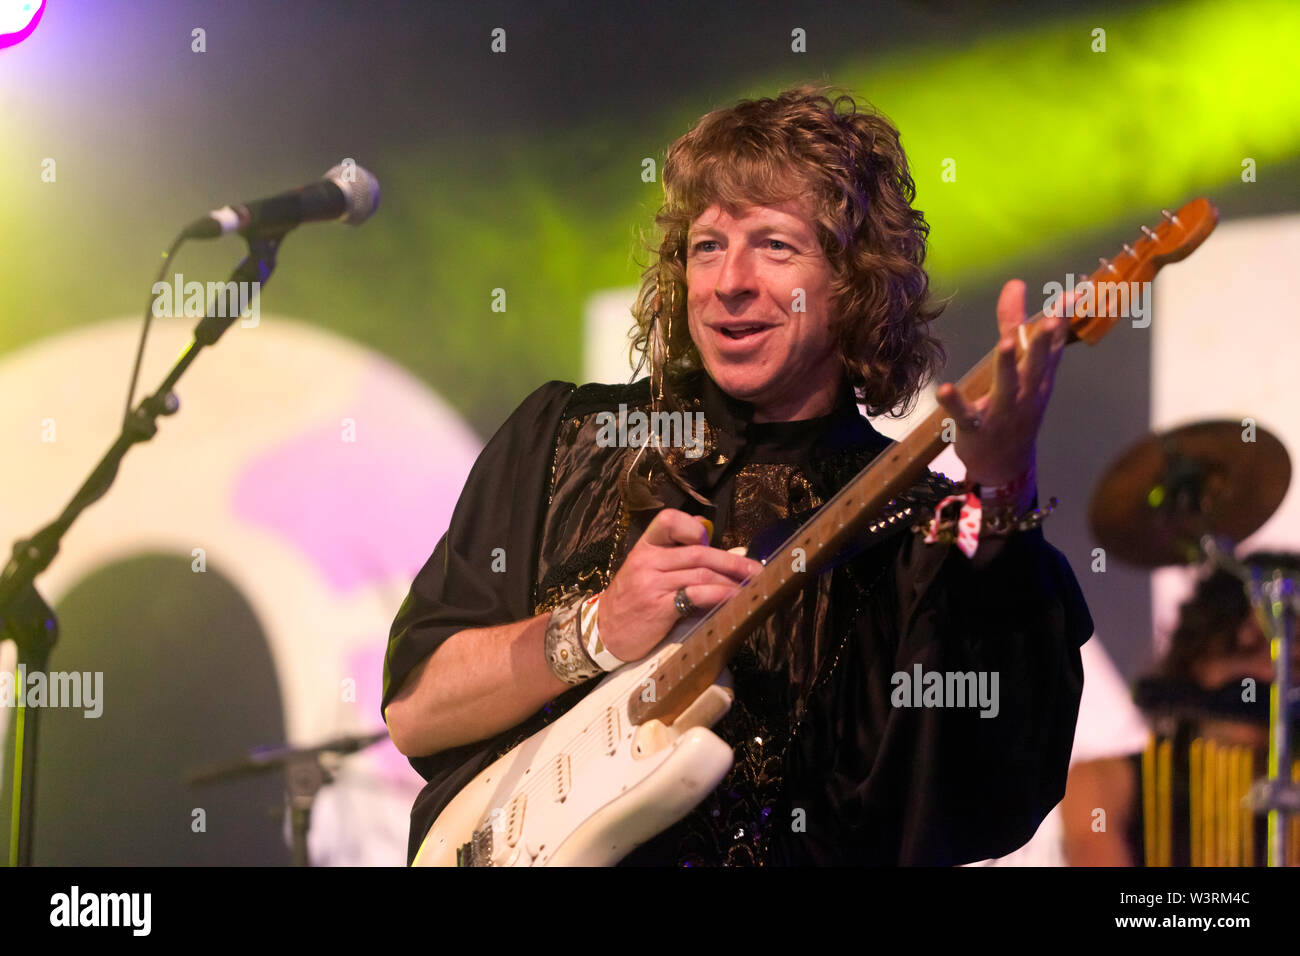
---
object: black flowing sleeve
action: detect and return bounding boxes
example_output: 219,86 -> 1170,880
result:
380,379 -> 575,782
880,525 -> 1092,864
798,519 -> 1093,867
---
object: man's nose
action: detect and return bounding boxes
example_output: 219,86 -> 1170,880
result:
714,247 -> 757,299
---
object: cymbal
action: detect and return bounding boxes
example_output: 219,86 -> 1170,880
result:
1089,420 -> 1291,568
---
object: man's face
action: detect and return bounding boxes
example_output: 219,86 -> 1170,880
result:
685,199 -> 843,422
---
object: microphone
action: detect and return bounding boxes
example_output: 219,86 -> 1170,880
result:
181,162 -> 380,240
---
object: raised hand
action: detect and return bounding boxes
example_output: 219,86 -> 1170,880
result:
935,279 -> 1072,502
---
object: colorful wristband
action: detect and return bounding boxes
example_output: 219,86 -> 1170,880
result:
971,463 -> 1035,503
923,492 -> 983,558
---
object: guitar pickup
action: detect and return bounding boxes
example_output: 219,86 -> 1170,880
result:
601,707 -> 620,756
505,792 -> 526,848
552,753 -> 571,803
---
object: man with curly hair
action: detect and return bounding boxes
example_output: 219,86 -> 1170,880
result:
382,85 -> 1093,866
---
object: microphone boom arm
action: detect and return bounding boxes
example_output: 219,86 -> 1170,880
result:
0,231 -> 284,866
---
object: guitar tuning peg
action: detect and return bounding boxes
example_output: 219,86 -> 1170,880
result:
1162,208 -> 1182,226
1099,256 -> 1114,272
1140,225 -> 1157,240
1122,243 -> 1135,256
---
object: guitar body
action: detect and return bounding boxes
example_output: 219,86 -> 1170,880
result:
412,617 -> 735,867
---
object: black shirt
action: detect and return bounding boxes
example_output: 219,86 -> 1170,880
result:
382,371 -> 1093,865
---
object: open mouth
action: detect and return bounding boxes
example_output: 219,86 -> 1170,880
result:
719,326 -> 770,340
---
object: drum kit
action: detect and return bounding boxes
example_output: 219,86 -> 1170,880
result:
1090,419 -> 1299,866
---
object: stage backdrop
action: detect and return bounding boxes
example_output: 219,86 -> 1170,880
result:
1,0 -> 1298,863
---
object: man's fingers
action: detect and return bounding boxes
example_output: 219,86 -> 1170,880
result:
990,336 -> 1019,416
673,583 -> 744,613
643,508 -> 711,547
936,382 -> 978,429
1037,318 -> 1069,400
656,544 -> 762,581
1021,318 -> 1055,394
665,567 -> 755,592
995,279 -> 1026,341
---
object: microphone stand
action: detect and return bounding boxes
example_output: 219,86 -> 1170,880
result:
0,229 -> 288,866
185,730 -> 388,867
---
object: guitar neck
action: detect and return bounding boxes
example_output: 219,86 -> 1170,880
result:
627,310 -> 1065,727
625,196 -> 1218,727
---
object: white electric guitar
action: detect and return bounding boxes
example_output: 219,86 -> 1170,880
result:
412,200 -> 1217,866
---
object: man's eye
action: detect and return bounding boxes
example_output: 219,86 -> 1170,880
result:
692,240 -> 719,253
767,239 -> 791,251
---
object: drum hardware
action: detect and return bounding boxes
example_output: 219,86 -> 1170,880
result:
1091,420 -> 1298,865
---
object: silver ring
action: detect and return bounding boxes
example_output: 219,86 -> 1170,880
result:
674,587 -> 697,617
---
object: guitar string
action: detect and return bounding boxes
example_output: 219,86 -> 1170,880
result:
487,703 -> 622,820
485,305 -> 1070,834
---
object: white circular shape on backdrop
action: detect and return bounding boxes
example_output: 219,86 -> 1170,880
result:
0,314 -> 482,865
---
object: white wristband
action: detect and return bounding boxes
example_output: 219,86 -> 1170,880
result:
580,593 -> 624,672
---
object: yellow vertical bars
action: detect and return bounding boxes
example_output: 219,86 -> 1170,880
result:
1190,741 -> 1256,866
1157,738 -> 1173,867
1216,743 -> 1229,865
1142,737 -> 1174,866
1227,745 -> 1243,866
1143,738 -> 1157,867
1227,749 -> 1237,868
1177,738 -> 1271,866
1240,747 -> 1255,867
1189,738 -> 1204,867
1291,759 -> 1300,867
1203,739 -> 1218,865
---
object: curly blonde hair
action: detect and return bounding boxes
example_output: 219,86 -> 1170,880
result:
631,83 -> 946,418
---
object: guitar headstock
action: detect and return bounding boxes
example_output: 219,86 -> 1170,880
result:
1070,197 -> 1219,345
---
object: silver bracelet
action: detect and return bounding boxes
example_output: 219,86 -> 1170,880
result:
544,592 -> 602,685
